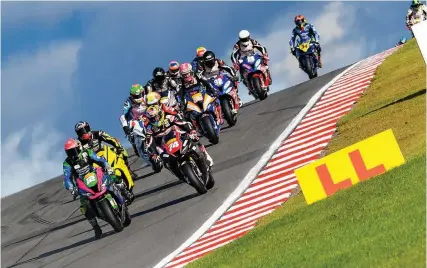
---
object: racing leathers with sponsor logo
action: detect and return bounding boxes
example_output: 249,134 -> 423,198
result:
406,0 -> 427,33
289,15 -> 322,68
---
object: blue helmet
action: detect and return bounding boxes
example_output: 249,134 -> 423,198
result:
399,37 -> 407,43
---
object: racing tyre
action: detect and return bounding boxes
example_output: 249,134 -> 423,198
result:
98,199 -> 124,232
206,173 -> 215,190
220,98 -> 237,127
201,116 -> 219,145
181,162 -> 207,195
251,77 -> 267,101
123,207 -> 132,227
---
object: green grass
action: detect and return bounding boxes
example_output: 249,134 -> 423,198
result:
188,38 -> 426,268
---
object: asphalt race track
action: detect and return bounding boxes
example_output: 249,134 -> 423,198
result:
1,66 -> 348,268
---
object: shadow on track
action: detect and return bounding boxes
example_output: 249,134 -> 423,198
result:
5,231 -> 116,268
257,104 -> 305,116
133,180 -> 184,200
131,192 -> 199,219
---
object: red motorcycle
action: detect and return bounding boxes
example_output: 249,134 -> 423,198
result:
160,126 -> 215,195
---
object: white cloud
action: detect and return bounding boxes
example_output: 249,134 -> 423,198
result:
224,1 -> 369,103
1,40 -> 82,197
0,124 -> 65,197
2,40 -> 82,135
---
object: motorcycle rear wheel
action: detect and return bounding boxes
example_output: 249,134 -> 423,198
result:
98,198 -> 124,232
181,162 -> 207,195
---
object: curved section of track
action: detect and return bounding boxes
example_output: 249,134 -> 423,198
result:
1,67 -> 349,268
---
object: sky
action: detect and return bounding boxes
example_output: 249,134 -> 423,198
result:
1,1 -> 412,197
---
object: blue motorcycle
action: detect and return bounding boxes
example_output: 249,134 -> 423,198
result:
184,87 -> 221,144
295,35 -> 319,79
206,71 -> 240,127
238,53 -> 269,101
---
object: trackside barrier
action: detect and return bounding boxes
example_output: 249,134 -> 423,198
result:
411,20 -> 427,65
295,129 -> 405,205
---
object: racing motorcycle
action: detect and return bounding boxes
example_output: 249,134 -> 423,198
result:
92,144 -> 135,204
130,119 -> 164,173
238,52 -> 270,101
76,167 -> 131,232
160,125 -> 215,194
206,71 -> 240,127
184,87 -> 220,144
295,35 -> 319,79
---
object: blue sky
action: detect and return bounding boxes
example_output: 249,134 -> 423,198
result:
1,1 -> 411,197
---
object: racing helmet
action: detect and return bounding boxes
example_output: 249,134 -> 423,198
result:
412,0 -> 421,6
74,121 -> 92,141
130,84 -> 146,104
168,61 -> 180,76
145,92 -> 165,126
179,63 -> 194,83
400,37 -> 407,44
238,30 -> 251,47
64,138 -> 82,160
203,50 -> 216,68
294,15 -> 306,27
196,47 -> 207,61
153,67 -> 166,82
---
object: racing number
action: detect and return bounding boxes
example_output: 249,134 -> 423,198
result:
168,140 -> 179,151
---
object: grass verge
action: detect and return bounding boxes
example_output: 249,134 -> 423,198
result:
188,38 -> 426,268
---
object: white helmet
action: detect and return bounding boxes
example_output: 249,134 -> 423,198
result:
239,30 -> 250,40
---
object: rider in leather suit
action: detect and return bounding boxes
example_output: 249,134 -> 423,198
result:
120,84 -> 149,162
191,47 -> 207,75
167,61 -> 183,93
63,138 -> 124,239
178,62 -> 224,127
289,15 -> 322,68
406,0 -> 427,30
199,50 -> 243,108
230,30 -> 272,90
143,92 -> 214,175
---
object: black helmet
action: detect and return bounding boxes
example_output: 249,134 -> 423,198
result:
153,67 -> 166,82
74,121 -> 92,140
203,50 -> 216,68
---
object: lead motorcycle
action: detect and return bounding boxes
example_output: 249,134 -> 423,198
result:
206,71 -> 240,127
239,52 -> 270,101
160,125 -> 215,195
76,167 -> 131,233
184,87 -> 221,144
295,35 -> 319,79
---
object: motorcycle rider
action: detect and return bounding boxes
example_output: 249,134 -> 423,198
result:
406,0 -> 427,30
178,62 -> 224,127
289,15 -> 322,68
145,67 -> 181,109
396,37 -> 407,46
63,138 -> 126,239
120,84 -> 151,167
230,30 -> 272,90
200,50 -> 243,108
74,121 -> 135,202
143,91 -> 214,175
191,47 -> 207,74
167,60 -> 183,93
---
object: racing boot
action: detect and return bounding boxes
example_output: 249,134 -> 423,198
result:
317,53 -> 323,68
199,144 -> 214,169
87,216 -> 102,239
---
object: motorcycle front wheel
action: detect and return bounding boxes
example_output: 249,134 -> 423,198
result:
251,76 -> 267,101
181,162 -> 207,195
200,116 -> 219,144
220,97 -> 237,127
98,198 -> 124,232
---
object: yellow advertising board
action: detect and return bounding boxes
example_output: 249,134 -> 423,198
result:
295,129 -> 405,205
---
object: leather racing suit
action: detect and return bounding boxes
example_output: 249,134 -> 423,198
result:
289,23 -> 322,68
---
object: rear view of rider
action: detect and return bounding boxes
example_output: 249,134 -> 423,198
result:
230,30 -> 272,89
191,47 -> 207,74
178,62 -> 224,126
120,84 -> 149,162
289,15 -> 322,68
63,138 -> 124,239
201,50 -> 243,108
143,92 -> 214,171
406,0 -> 427,30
